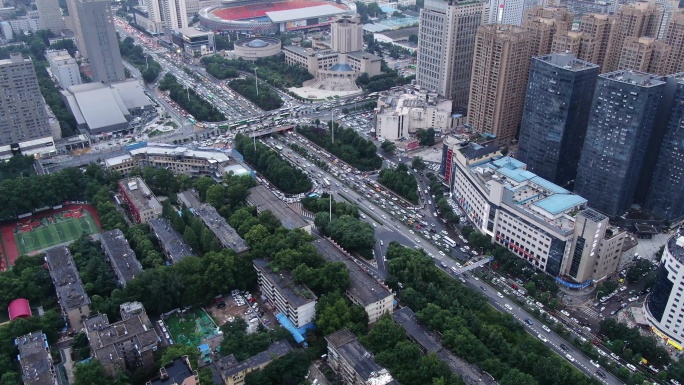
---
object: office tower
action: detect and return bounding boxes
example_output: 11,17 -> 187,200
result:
0,54 -> 52,147
71,0 -> 124,82
664,11 -> 684,75
487,0 -> 526,25
517,53 -> 599,187
331,15 -> 363,54
416,0 -> 484,111
603,2 -> 663,73
645,73 -> 684,223
35,0 -> 65,33
467,24 -> 531,145
147,0 -> 188,31
522,6 -> 574,55
574,70 -> 665,217
617,37 -> 671,74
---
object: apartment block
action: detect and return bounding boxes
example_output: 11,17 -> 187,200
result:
44,246 -> 91,329
148,218 -> 196,264
663,10 -> 684,75
35,0 -> 64,33
575,13 -> 615,71
15,331 -> 58,385
313,238 -> 394,324
486,0 -> 526,25
100,229 -> 143,287
85,302 -> 159,378
146,0 -> 188,31
604,2 -> 664,72
468,24 -> 532,145
522,6 -> 574,55
326,329 -> 397,385
253,258 -> 316,328
517,53 -> 599,187
46,50 -> 82,88
193,203 -> 249,254
247,185 -> 311,232
213,341 -> 292,385
147,356 -> 198,385
618,36 -> 672,75
118,177 -> 162,224
416,0 -> 484,110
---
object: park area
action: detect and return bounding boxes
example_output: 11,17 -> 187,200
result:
165,308 -> 221,348
0,205 -> 101,270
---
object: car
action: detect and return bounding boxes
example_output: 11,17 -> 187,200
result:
372,223 -> 377,228
565,354 -> 575,362
597,349 -> 608,357
620,286 -> 627,292
459,277 -> 466,283
538,334 -> 548,343
542,325 -> 551,332
535,301 -> 544,308
504,304 -> 513,311
415,238 -> 421,243
610,352 -> 620,361
524,318 -> 533,326
560,310 -> 570,317
595,370 -> 606,379
497,292 -> 504,298
480,285 -> 487,291
560,344 -> 568,351
626,364 -> 637,372
590,360 -> 600,368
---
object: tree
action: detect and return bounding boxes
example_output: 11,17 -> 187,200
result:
160,344 -> 200,367
377,163 -> 419,203
315,292 -> 368,336
412,157 -> 426,171
74,360 -> 131,385
418,128 -> 436,146
408,34 -> 418,43
381,140 -> 396,155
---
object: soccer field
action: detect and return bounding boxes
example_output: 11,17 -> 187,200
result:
15,215 -> 99,255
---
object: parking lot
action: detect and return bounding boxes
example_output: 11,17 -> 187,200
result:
206,290 -> 277,333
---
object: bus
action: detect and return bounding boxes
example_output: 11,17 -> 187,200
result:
443,236 -> 457,248
273,117 -> 284,122
279,113 -> 290,118
188,117 -> 197,124
236,119 -> 249,125
323,178 -> 331,187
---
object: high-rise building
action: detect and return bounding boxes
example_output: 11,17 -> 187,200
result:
617,36 -> 671,75
663,10 -> 684,75
46,50 -> 82,88
603,2 -> 663,73
416,0 -> 484,111
467,24 -> 532,145
35,0 -> 65,33
486,0 -> 526,25
575,13 -> 616,71
146,0 -> 188,31
0,54 -> 52,146
330,15 -> 363,54
574,70 -> 665,217
645,73 -> 684,223
70,0 -> 125,82
522,6 -> 574,55
517,53 -> 599,187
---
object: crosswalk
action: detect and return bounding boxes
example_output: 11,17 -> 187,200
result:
583,307 -> 600,319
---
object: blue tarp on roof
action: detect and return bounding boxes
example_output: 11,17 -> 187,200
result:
275,313 -> 315,346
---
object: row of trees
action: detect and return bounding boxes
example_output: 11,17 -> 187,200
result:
378,163 -> 419,203
228,77 -> 284,111
384,242 -> 601,385
356,71 -> 414,93
599,318 -> 669,367
158,73 -> 226,122
296,125 -> 382,171
119,37 -> 162,83
234,134 -> 312,194
0,155 -> 35,182
201,55 -> 313,89
126,224 -> 166,268
425,172 -> 459,225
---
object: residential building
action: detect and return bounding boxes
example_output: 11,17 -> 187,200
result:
253,258 -> 316,328
247,185 -> 311,232
645,73 -> 684,224
46,50 -> 82,88
486,0 -> 526,25
44,246 -> 91,329
177,189 -> 203,211
146,0 -> 188,31
645,231 -> 684,348
517,53 -> 599,187
522,6 -> 574,55
148,218 -> 196,264
467,24 -> 532,145
330,15 -> 363,53
61,80 -> 154,137
35,0 -> 64,32
194,204 -> 249,254
118,177 -> 163,224
574,13 -> 616,71
0,53 -> 53,148
8,12 -> 41,33
213,341 -> 292,385
147,356 -> 198,385
104,144 -> 244,178
557,0 -> 612,15
15,331 -> 58,385
325,329 -> 397,385
416,0 -> 484,110
100,229 -> 143,287
313,238 -> 394,324
574,70 -> 666,218
663,10 -> 684,76
85,302 -> 159,378
560,209 -> 628,284
375,89 -> 453,141
68,0 -> 124,82
617,36 -> 671,75
450,149 -> 589,277
604,2 -> 663,73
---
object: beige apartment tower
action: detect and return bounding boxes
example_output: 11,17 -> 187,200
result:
416,0 -> 485,111
330,15 -> 363,53
664,10 -> 684,75
618,36 -> 671,74
603,2 -> 663,72
522,6 -> 574,55
467,24 -> 532,145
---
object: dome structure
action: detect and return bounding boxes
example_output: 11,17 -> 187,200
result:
247,39 -> 269,48
329,63 -> 353,72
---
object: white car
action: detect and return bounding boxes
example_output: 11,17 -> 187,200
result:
439,251 -> 445,256
590,360 -> 600,368
560,310 -> 570,317
565,354 -> 575,363
504,304 -> 513,311
497,292 -> 504,298
537,334 -> 548,343
415,238 -> 421,243
542,325 -> 551,332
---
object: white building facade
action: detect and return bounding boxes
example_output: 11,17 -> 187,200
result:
375,90 -> 452,141
46,50 -> 82,88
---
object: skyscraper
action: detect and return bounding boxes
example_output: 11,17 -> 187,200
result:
467,24 -> 531,145
331,15 -> 363,54
70,0 -> 124,83
645,73 -> 684,223
517,53 -> 599,187
486,0 -> 526,25
663,10 -> 684,75
0,54 -> 52,146
35,0 -> 65,33
574,70 -> 665,217
146,0 -> 188,31
617,36 -> 671,75
416,0 -> 484,111
603,2 -> 663,73
522,5 -> 574,55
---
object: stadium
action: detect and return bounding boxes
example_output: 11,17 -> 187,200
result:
198,0 -> 351,35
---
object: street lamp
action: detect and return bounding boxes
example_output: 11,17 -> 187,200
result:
254,67 -> 259,96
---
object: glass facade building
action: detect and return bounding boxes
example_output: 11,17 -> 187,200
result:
518,53 -> 599,187
574,70 -> 665,217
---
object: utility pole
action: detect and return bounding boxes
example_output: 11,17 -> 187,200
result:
329,191 -> 332,221
254,67 -> 259,96
331,110 -> 334,144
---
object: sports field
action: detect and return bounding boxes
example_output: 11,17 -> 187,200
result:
166,308 -> 220,347
14,209 -> 99,256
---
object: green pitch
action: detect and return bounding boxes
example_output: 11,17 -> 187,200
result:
166,308 -> 220,347
15,215 -> 99,255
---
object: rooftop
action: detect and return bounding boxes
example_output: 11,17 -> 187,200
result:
391,308 -> 440,352
119,177 -> 162,213
128,144 -> 232,164
195,204 -> 249,253
601,70 -> 666,88
266,4 -> 347,23
667,230 -> 684,264
215,340 -> 292,379
326,329 -> 395,384
46,49 -> 76,64
176,26 -> 213,37
375,26 -> 418,40
177,189 -> 202,210
44,246 -> 91,311
536,52 -> 599,71
147,356 -> 197,385
253,258 -> 317,308
345,50 -> 382,62
100,229 -> 142,286
247,185 -> 309,230
85,310 -> 159,362
15,332 -> 55,385
148,218 -> 196,263
312,238 -> 392,305
458,142 -> 500,162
